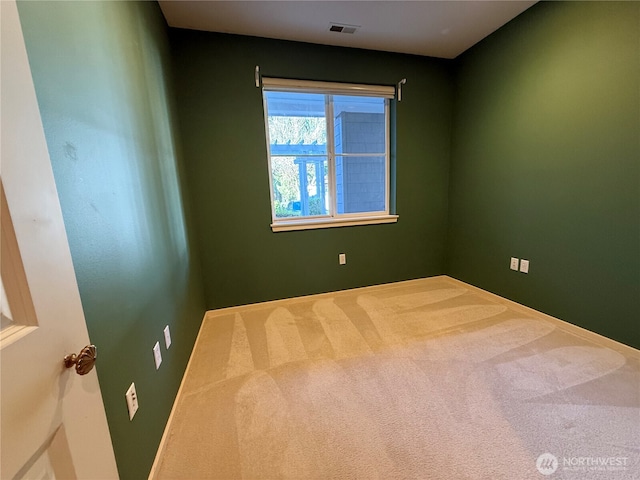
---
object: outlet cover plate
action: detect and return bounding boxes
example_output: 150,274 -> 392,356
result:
153,341 -> 162,369
520,259 -> 530,273
164,325 -> 172,349
510,257 -> 519,271
125,382 -> 138,421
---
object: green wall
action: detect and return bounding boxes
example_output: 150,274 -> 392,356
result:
170,31 -> 454,309
448,1 -> 640,348
17,2 -> 205,479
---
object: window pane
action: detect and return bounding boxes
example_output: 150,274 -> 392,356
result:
265,91 -> 327,156
271,156 -> 328,218
336,155 -> 386,214
1,279 -> 13,330
333,96 -> 385,155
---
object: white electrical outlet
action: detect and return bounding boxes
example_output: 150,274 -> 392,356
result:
153,341 -> 162,369
163,325 -> 172,349
520,259 -> 530,273
510,257 -> 519,271
125,382 -> 139,421
339,253 -> 346,265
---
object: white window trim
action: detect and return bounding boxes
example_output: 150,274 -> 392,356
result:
271,214 -> 399,232
262,78 -> 397,232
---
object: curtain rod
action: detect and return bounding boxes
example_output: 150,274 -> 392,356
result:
397,78 -> 407,102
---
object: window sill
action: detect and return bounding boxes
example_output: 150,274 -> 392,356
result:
271,214 -> 398,232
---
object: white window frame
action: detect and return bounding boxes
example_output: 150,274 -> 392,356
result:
262,78 -> 399,232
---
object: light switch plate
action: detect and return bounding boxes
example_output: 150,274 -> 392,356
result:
520,259 -> 530,273
339,253 -> 346,265
153,341 -> 162,369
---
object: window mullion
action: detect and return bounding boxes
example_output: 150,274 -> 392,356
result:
325,94 -> 337,218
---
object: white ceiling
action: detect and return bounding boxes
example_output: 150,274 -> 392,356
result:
159,1 -> 537,59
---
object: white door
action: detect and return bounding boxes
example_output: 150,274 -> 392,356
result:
0,1 -> 119,478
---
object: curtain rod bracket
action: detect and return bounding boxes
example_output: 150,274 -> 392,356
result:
397,78 -> 407,102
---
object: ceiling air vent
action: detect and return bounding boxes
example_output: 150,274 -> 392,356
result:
329,23 -> 359,34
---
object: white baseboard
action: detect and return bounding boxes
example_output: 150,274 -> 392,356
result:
442,275 -> 640,359
148,311 -> 208,479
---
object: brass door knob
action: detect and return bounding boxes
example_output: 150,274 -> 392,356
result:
64,345 -> 97,375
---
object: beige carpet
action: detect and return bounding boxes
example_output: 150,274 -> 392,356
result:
153,276 -> 640,479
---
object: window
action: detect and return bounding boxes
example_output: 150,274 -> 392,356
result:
1,180 -> 38,345
262,78 -> 398,232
